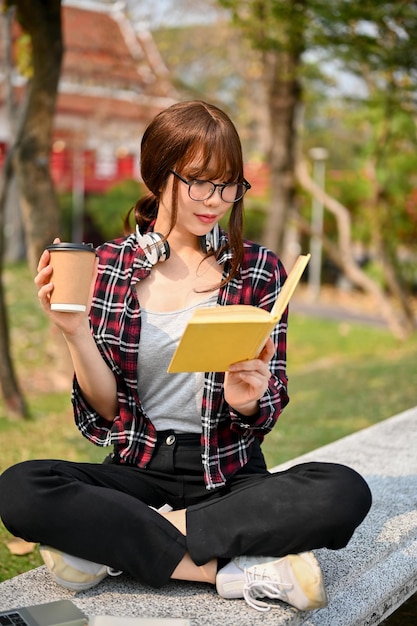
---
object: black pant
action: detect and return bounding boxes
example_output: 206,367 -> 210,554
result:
0,434 -> 372,588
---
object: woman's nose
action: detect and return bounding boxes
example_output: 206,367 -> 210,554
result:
203,188 -> 224,206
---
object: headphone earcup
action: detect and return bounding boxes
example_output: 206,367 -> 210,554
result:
198,223 -> 220,254
136,226 -> 170,265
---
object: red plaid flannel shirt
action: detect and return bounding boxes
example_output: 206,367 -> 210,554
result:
72,230 -> 289,489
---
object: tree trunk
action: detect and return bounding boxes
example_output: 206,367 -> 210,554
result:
262,49 -> 301,257
0,0 -> 64,418
0,147 -> 30,419
0,6 -> 29,419
12,0 -> 63,273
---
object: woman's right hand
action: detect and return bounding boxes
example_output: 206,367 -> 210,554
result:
34,246 -> 55,314
34,239 -> 97,337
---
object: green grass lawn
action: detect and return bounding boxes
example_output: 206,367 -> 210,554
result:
1,262 -> 416,582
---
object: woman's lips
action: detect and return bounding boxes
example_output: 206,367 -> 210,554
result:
195,214 -> 217,225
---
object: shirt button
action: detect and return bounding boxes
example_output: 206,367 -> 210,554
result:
166,435 -> 176,445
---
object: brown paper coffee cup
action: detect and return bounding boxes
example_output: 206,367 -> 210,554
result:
47,242 -> 97,312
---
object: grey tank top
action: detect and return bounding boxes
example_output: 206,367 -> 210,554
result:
137,293 -> 218,433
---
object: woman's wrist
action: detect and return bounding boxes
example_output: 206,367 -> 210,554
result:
62,319 -> 92,343
231,399 -> 259,417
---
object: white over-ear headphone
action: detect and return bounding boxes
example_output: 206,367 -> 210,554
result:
199,222 -> 220,255
136,223 -> 220,265
136,226 -> 170,265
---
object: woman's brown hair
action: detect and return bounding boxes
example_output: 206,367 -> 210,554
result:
124,100 -> 246,282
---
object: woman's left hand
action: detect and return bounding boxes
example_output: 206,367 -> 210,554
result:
224,337 -> 275,417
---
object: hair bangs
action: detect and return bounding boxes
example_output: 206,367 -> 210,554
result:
177,118 -> 243,183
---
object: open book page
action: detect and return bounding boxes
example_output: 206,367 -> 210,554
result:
270,253 -> 311,319
167,253 -> 310,373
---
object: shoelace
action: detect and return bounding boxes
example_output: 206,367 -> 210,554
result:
107,567 -> 123,577
242,567 -> 293,612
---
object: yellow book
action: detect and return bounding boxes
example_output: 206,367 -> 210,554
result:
167,253 -> 310,373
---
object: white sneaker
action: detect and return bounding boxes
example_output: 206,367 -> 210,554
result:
39,545 -> 122,591
216,551 -> 328,612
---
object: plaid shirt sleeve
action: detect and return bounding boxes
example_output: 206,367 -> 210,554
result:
72,235 -> 158,464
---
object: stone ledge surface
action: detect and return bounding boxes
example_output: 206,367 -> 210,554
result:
1,406 -> 416,625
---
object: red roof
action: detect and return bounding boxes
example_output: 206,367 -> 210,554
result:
0,1 -> 177,139
61,5 -> 171,97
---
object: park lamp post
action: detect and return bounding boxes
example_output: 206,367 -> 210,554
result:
308,147 -> 329,301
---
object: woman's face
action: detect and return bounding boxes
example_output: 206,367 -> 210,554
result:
156,160 -> 234,243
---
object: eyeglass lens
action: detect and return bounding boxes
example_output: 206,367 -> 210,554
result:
189,181 -> 246,203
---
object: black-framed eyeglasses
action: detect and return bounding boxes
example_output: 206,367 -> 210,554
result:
170,170 -> 251,203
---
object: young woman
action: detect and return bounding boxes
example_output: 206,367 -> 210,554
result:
0,101 -> 371,613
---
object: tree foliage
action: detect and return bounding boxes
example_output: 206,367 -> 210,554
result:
87,180 -> 144,242
216,0 -> 417,335
306,1 -> 417,311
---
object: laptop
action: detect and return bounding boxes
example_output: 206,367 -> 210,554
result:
0,601 -> 192,626
0,599 -> 87,626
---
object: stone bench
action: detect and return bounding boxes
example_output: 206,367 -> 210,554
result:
1,406 -> 416,625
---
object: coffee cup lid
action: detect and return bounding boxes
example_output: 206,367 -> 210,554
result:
47,242 -> 96,253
